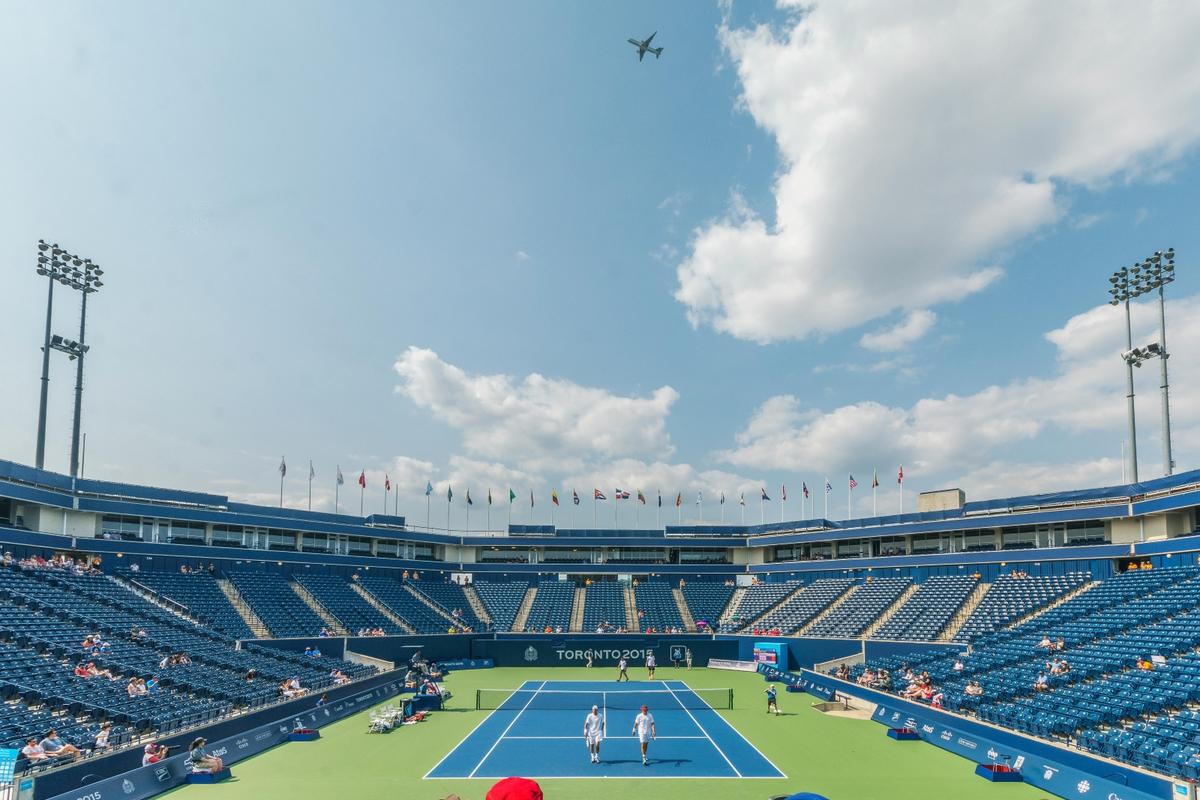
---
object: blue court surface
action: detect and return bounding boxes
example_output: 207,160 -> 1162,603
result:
426,680 -> 785,779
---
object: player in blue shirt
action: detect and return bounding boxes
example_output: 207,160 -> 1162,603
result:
765,684 -> 780,715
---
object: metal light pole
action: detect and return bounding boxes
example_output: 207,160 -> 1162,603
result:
33,241 -> 65,469
34,241 -> 104,477
1108,265 -> 1139,483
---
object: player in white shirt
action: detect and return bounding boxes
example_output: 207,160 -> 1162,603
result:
632,704 -> 655,766
617,657 -> 629,682
583,704 -> 605,764
646,651 -> 656,679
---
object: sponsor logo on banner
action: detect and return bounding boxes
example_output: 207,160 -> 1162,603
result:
921,724 -> 935,734
1077,779 -> 1090,794
254,731 -> 272,742
987,748 -> 999,761
122,779 -> 135,794
940,730 -> 953,741
524,646 -> 538,662
957,737 -> 977,750
1043,766 -> 1059,780
236,738 -> 250,750
1012,756 -> 1024,771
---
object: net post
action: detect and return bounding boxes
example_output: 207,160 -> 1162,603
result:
475,688 -> 481,710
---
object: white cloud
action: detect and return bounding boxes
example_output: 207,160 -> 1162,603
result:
723,294 -> 1200,498
675,2 -> 1200,343
394,347 -> 679,470
859,310 -> 937,352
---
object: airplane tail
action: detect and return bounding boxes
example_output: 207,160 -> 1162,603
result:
653,47 -> 663,59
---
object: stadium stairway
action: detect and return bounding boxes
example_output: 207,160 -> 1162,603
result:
512,585 -> 536,631
115,574 -> 210,628
350,583 -> 414,633
463,585 -> 492,627
290,580 -> 348,635
860,583 -> 920,639
403,584 -> 465,631
624,583 -> 639,632
215,578 -> 270,638
672,588 -> 696,632
570,586 -> 586,632
719,586 -> 747,629
940,581 -> 992,640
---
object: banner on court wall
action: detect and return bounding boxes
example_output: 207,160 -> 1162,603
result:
759,664 -> 837,700
709,659 -> 758,671
42,680 -> 406,800
752,641 -> 786,666
439,658 -> 494,670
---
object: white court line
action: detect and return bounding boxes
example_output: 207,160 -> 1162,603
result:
423,680 -> 539,779
670,679 -> 787,778
468,679 -> 546,779
663,681 -> 741,778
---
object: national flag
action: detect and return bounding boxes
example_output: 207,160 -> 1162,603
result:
802,482 -> 809,499
385,474 -> 391,492
675,492 -> 682,507
898,465 -> 904,484
696,491 -> 702,505
309,461 -> 315,481
424,481 -> 432,496
466,489 -> 473,505
488,488 -> 493,506
872,469 -> 879,489
337,466 -> 344,487
509,488 -> 516,503
781,484 -> 787,501
573,490 -> 580,506
594,489 -> 607,501
657,491 -> 662,507
279,457 -> 287,478
530,490 -> 534,507
720,492 -> 725,505
552,489 -> 559,506
849,474 -> 858,490
760,487 -> 770,501
447,485 -> 453,502
825,480 -> 832,494
637,489 -> 646,504
739,492 -> 745,506
358,471 -> 366,489
615,489 -> 630,500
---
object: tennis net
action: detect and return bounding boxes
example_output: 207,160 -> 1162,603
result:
475,687 -> 734,711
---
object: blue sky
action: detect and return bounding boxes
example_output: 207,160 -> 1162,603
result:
1,1 -> 1198,528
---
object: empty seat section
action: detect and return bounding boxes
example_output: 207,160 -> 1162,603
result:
956,573 -> 1091,641
679,582 -> 734,630
410,582 -> 483,630
356,577 -> 450,633
719,581 -> 799,633
122,571 -> 252,638
633,582 -> 683,631
228,573 -> 325,638
873,575 -> 978,640
473,582 -> 529,632
749,578 -> 854,634
524,581 -> 574,632
583,583 -> 625,631
807,578 -> 912,638
293,574 -> 401,635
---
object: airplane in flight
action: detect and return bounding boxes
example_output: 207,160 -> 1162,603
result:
627,31 -> 663,62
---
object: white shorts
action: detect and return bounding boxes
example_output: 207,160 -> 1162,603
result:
586,734 -> 603,746
637,733 -> 652,744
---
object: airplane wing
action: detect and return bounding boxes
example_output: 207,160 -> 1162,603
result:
645,31 -> 656,45
638,49 -> 645,62
627,38 -> 642,46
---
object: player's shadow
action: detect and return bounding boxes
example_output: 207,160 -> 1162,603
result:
602,758 -> 693,767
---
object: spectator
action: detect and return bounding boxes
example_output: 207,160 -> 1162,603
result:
1038,635 -> 1053,649
188,738 -> 223,773
965,680 -> 983,697
835,663 -> 850,680
1034,672 -> 1049,691
952,658 -> 964,672
93,722 -> 112,751
142,743 -> 168,766
21,738 -> 48,764
40,730 -> 81,759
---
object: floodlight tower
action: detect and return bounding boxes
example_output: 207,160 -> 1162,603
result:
1108,265 -> 1140,483
33,240 -> 103,477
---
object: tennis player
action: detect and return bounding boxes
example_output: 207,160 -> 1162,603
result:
645,651 -> 656,679
632,704 -> 655,766
583,704 -> 604,764
765,683 -> 780,715
616,656 -> 629,682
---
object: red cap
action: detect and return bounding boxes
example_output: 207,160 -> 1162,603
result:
485,777 -> 543,800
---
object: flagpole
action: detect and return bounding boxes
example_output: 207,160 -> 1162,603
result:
614,494 -> 618,529
359,483 -> 364,516
781,489 -> 785,523
307,461 -> 312,511
698,495 -> 703,524
279,457 -> 285,508
465,499 -> 470,532
487,492 -> 491,532
873,482 -> 877,517
824,477 -> 829,519
426,493 -> 431,529
509,493 -> 513,529
721,498 -> 725,523
740,499 -> 744,525
446,491 -> 451,532
760,494 -> 764,525
848,478 -> 852,520
334,481 -> 339,515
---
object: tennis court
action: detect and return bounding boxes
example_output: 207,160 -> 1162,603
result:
426,679 -> 784,780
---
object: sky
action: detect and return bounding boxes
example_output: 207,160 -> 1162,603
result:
1,0 -> 1199,530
